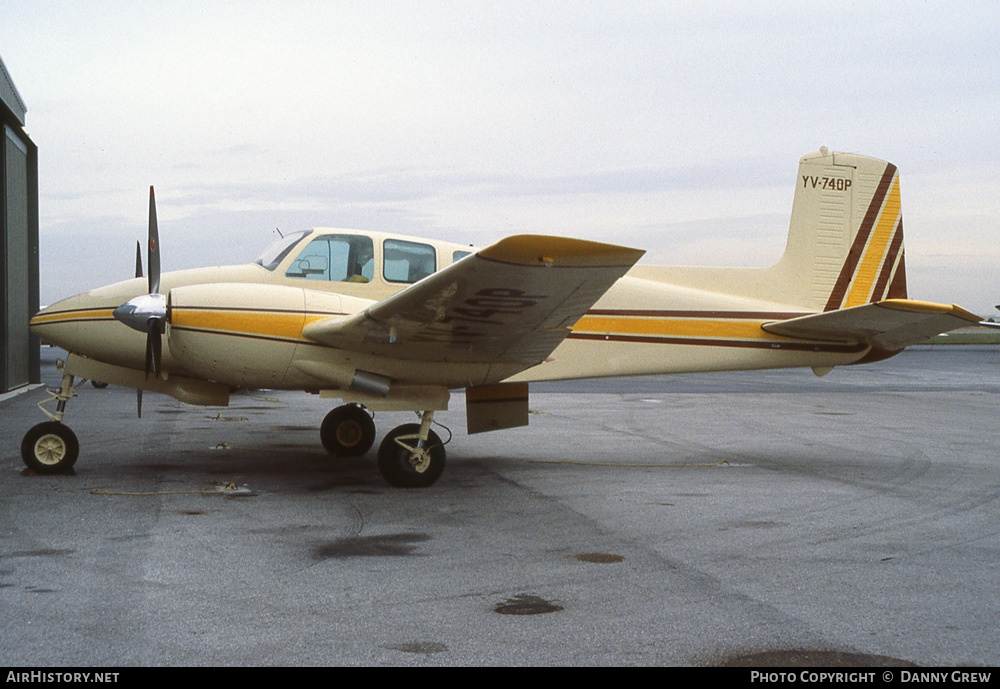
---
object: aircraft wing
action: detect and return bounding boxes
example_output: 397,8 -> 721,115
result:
303,235 -> 644,364
762,299 -> 981,350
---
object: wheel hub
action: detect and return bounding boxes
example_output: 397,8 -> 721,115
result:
407,447 -> 432,473
336,420 -> 363,447
34,435 -> 68,465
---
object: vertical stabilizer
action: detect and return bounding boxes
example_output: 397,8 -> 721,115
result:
777,148 -> 907,311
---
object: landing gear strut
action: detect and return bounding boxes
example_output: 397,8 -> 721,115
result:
21,368 -> 85,474
320,404 -> 376,457
377,410 -> 446,488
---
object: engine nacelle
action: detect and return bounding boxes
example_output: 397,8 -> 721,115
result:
167,282 -> 365,389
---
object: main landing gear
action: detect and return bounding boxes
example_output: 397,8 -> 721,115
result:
320,404 -> 376,457
21,369 -> 86,474
320,405 -> 446,488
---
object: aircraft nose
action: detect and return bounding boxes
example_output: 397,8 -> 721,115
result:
28,292 -> 114,350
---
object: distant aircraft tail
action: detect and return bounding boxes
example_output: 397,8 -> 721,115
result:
775,148 -> 907,311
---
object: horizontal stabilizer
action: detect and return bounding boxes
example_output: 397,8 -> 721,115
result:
303,235 -> 644,366
762,299 -> 981,350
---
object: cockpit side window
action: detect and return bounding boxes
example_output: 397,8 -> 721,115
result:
254,230 -> 313,271
285,235 -> 374,283
383,239 -> 436,283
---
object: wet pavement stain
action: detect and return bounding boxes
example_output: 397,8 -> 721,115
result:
7,548 -> 74,558
385,641 -> 448,655
494,594 -> 563,615
575,552 -> 624,563
315,533 -> 431,558
720,650 -> 916,667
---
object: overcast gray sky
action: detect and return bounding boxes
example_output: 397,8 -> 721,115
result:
2,1 -> 998,313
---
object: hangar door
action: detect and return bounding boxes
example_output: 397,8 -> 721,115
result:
3,124 -> 31,390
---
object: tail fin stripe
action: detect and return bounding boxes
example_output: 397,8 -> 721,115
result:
870,219 -> 905,304
823,162 -> 898,311
844,175 -> 902,307
886,240 -> 908,300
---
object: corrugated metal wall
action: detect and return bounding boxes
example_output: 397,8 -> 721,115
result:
1,58 -> 40,394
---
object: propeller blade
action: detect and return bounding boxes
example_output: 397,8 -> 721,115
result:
135,241 -> 143,279
148,186 -> 160,295
144,325 -> 153,379
150,321 -> 162,378
143,319 -> 163,379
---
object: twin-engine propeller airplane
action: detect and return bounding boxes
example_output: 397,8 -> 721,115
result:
24,148 -> 980,487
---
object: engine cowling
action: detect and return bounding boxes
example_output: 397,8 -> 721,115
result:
167,282 -> 358,389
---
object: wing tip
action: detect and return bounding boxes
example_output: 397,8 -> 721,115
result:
879,299 -> 981,323
478,235 -> 644,268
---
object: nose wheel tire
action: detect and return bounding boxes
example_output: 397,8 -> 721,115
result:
377,424 -> 446,488
320,405 -> 376,457
21,422 -> 80,474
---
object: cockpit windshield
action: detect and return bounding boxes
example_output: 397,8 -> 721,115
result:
254,230 -> 313,271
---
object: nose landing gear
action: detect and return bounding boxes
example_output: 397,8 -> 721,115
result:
21,365 -> 86,474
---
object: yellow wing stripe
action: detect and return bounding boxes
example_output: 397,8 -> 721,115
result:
879,299 -> 981,321
845,175 -> 901,308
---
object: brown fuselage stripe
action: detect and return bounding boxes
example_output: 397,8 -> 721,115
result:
566,332 -> 867,353
824,162 -> 898,312
172,305 -> 347,316
586,309 -> 810,319
33,317 -> 115,325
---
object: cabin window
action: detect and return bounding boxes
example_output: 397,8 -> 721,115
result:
255,230 -> 313,271
384,239 -> 436,283
285,235 -> 374,283
452,250 -> 473,263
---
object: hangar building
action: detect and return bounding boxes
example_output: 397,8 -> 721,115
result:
1,55 -> 40,393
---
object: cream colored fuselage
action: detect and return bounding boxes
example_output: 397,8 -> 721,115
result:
31,227 -> 874,407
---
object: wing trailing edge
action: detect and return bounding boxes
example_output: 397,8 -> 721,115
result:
762,299 -> 981,350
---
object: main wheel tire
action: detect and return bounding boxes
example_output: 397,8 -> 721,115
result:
21,422 -> 80,474
320,405 -> 376,457
377,423 -> 446,488
91,381 -> 109,389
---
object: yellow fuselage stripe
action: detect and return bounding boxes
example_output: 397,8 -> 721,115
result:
31,309 -> 116,324
171,309 -> 327,341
